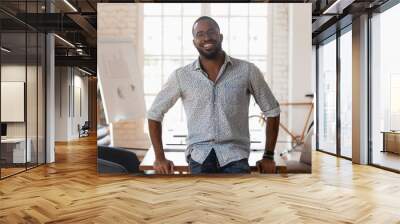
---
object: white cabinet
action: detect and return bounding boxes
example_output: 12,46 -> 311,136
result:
1,138 -> 31,163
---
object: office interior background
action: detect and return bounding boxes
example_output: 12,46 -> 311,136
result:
0,0 -> 399,222
96,3 -> 313,174
0,0 -> 400,223
0,0 -> 97,179
0,0 -> 400,178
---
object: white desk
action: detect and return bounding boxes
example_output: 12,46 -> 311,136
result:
1,138 -> 31,163
139,148 -> 287,174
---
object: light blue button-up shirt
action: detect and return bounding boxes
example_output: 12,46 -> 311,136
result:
147,53 -> 280,167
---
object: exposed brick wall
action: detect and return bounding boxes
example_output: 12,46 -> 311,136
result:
269,5 -> 289,141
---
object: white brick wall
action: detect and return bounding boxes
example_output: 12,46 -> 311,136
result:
269,5 -> 290,141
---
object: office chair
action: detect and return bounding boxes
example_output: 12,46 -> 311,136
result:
97,145 -> 141,174
79,121 -> 90,138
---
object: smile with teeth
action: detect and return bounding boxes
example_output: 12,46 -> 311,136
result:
203,43 -> 215,50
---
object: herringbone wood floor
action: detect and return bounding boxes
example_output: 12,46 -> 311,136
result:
0,135 -> 399,224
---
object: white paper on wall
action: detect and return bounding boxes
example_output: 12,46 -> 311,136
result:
97,3 -> 150,149
1,82 -> 25,122
98,40 -> 146,124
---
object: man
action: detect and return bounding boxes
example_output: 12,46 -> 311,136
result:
147,16 -> 280,174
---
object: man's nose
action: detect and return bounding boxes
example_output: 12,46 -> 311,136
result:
204,34 -> 212,41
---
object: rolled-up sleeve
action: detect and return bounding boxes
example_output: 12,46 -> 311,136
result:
248,64 -> 280,117
147,71 -> 181,122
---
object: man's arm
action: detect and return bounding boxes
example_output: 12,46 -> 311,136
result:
248,63 -> 281,173
147,71 -> 181,174
256,115 -> 280,173
148,119 -> 174,174
265,115 -> 280,155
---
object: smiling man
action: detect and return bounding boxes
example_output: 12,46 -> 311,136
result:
147,16 -> 280,174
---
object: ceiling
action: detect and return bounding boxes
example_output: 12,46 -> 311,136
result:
0,0 -> 394,74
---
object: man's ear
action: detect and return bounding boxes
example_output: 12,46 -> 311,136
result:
220,34 -> 223,42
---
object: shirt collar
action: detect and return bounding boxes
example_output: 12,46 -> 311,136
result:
193,52 -> 232,71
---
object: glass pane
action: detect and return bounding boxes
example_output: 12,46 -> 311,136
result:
144,56 -> 162,94
371,3 -> 400,171
213,17 -> 229,52
1,31 -> 27,177
39,0 -> 46,13
210,3 -> 229,16
163,17 -> 182,55
184,56 -> 197,66
317,38 -> 337,154
38,33 -> 46,165
183,4 -> 201,16
249,56 -> 267,78
340,30 -> 352,158
144,3 -> 162,15
144,17 -> 161,55
230,17 -> 248,56
145,95 -> 156,111
230,3 -> 249,16
249,3 -> 268,16
182,17 -> 198,55
27,32 -> 38,168
164,99 -> 186,131
144,95 -> 156,138
163,3 -> 182,16
390,75 -> 400,128
249,17 -> 267,55
163,56 -> 181,83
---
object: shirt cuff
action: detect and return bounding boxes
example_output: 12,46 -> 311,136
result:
263,107 -> 280,118
146,111 -> 163,122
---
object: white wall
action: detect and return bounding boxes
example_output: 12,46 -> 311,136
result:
288,4 -> 312,138
54,67 -> 89,141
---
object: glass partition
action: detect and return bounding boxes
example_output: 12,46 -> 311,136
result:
339,29 -> 352,158
0,1 -> 46,179
27,30 -> 38,169
1,31 -> 28,177
317,36 -> 337,155
371,3 -> 400,171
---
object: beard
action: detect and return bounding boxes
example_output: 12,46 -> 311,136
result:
195,41 -> 222,59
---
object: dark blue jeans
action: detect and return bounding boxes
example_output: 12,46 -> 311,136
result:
189,149 -> 250,174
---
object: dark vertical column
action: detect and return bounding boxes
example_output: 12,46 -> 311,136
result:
315,45 -> 320,150
336,29 -> 341,157
25,0 -> 28,171
367,11 -> 373,164
36,0 -> 39,167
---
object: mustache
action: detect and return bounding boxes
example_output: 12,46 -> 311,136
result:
202,41 -> 217,45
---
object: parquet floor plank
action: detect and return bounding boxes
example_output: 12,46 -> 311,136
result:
0,135 -> 399,223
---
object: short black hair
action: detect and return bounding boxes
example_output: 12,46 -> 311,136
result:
192,16 -> 220,36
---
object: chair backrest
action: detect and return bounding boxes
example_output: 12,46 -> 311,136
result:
82,121 -> 90,129
97,146 -> 140,173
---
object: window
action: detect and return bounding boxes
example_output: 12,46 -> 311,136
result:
339,29 -> 352,158
317,37 -> 337,154
371,3 -> 400,171
143,3 -> 270,132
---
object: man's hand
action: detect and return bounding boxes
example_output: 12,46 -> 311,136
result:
153,158 -> 175,174
256,159 -> 276,173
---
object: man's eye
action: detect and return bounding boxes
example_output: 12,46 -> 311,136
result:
196,33 -> 205,38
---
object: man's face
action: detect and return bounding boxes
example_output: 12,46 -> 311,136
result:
192,20 -> 223,59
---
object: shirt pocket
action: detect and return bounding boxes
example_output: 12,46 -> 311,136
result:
221,84 -> 247,115
183,82 -> 211,109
